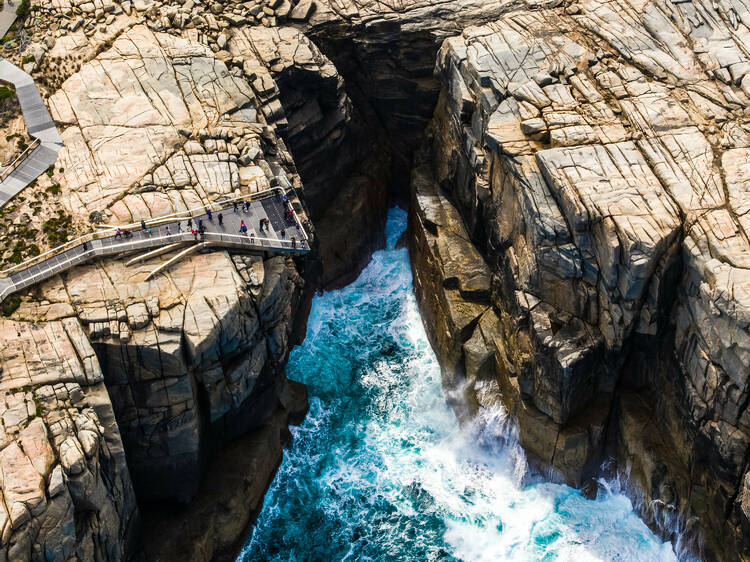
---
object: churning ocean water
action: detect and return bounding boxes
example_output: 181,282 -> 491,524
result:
238,207 -> 678,562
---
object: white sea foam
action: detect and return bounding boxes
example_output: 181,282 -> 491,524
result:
239,207 -> 679,562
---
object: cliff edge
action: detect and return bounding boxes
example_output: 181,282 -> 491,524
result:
409,4 -> 750,559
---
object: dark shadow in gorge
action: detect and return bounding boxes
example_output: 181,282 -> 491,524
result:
267,22 -> 448,290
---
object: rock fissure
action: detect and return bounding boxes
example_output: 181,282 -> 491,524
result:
394,3 -> 750,559
3,0 -> 750,559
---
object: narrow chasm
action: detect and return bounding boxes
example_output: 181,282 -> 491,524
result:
279,10 -> 750,561
6,1 -> 748,560
254,18 -> 457,289
229,20 -> 687,562
237,208 -> 678,560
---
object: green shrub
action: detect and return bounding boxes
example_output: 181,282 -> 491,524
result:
42,211 -> 72,245
21,55 -> 34,65
0,86 -> 15,102
16,0 -> 30,19
8,241 -> 24,263
45,165 -> 53,177
1,295 -> 20,317
45,183 -> 60,194
20,227 -> 37,239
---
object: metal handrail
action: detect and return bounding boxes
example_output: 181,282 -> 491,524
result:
0,186 -> 309,277
0,137 -> 40,182
7,231 -> 308,291
97,187 -> 285,231
0,284 -> 12,302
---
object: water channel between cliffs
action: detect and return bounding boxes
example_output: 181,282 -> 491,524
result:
238,207 -> 678,561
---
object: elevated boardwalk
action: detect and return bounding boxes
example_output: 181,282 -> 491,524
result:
0,56 -> 63,206
0,188 -> 311,304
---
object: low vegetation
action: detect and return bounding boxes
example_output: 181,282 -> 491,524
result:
15,0 -> 29,19
1,295 -> 20,317
0,86 -> 15,102
42,210 -> 72,246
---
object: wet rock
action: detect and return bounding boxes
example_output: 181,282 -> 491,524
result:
409,4 -> 750,558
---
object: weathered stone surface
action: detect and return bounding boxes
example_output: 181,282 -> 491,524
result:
409,4 -> 750,559
1,16 -> 314,561
48,26 -> 253,218
0,327 -> 136,561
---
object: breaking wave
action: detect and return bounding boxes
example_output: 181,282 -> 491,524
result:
238,207 -> 677,561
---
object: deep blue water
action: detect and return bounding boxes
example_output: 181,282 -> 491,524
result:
238,207 -> 678,562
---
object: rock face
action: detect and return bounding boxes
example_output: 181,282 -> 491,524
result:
227,25 -> 390,287
138,376 -> 307,561
0,20 -> 313,560
0,320 -> 137,561
6,0 -> 750,558
409,4 -> 750,559
56,251 -> 306,503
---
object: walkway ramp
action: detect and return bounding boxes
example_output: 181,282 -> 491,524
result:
0,189 -> 311,305
0,1 -> 17,42
0,57 -> 63,207
126,243 -> 187,266
145,243 -> 208,281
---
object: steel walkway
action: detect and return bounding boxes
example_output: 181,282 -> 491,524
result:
0,54 -> 63,207
0,1 -> 17,42
0,189 -> 311,304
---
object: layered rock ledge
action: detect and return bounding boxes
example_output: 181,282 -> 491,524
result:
409,4 -> 750,559
0,21 -> 313,560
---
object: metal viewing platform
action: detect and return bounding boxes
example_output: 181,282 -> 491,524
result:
0,188 -> 311,304
0,56 -> 63,207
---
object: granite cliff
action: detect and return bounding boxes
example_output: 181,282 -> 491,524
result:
0,17 -> 313,561
408,4 -> 750,561
1,0 -> 750,559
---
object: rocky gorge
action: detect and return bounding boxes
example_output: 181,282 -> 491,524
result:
407,3 -> 750,561
0,0 -> 749,560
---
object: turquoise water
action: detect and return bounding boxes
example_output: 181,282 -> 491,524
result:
239,208 -> 678,562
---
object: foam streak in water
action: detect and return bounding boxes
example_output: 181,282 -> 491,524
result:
238,207 -> 677,562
